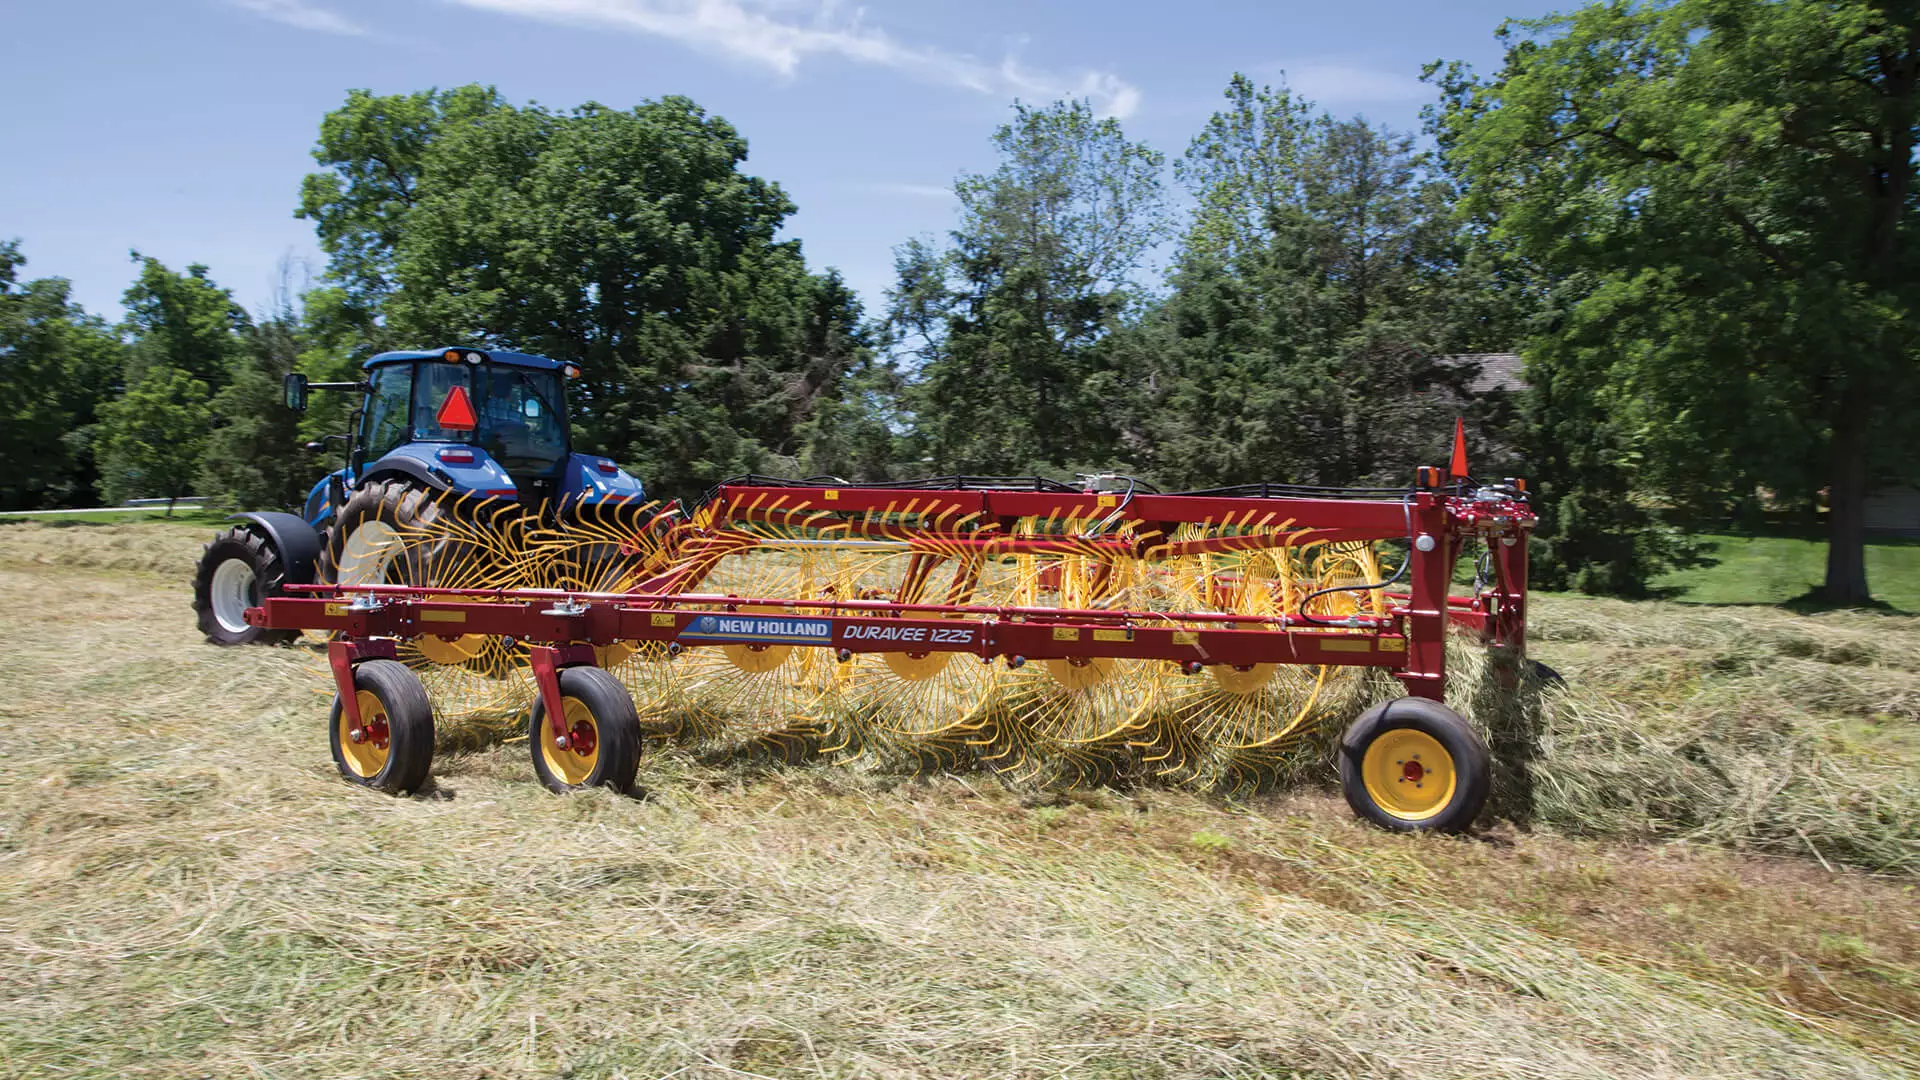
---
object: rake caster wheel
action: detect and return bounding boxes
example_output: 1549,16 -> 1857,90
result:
529,666 -> 642,795
328,659 -> 436,794
193,528 -> 298,647
1338,698 -> 1489,833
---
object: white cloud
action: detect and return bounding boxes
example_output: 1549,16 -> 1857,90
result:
442,0 -> 1141,118
227,0 -> 367,35
862,182 -> 954,200
1283,62 -> 1430,105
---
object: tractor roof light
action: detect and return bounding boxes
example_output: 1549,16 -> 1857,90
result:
465,351 -> 484,365
563,364 -> 581,379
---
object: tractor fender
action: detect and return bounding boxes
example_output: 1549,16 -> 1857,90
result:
229,511 -> 323,586
363,445 -> 516,498
560,452 -> 646,504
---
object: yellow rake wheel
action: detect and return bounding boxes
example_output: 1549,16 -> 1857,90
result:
1337,698 -> 1490,833
527,666 -> 643,794
1137,534 -> 1351,791
830,546 -> 1010,768
327,658 -> 435,794
646,540 -> 844,759
520,496 -> 679,593
378,494 -> 542,738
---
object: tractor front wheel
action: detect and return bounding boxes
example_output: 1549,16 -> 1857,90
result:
328,659 -> 436,794
1338,698 -> 1490,833
193,527 -> 298,647
528,666 -> 643,795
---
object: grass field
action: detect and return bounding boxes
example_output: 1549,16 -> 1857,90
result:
0,520 -> 1914,1078
1656,533 -> 1920,610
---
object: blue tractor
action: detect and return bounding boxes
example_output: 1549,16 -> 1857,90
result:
192,346 -> 647,646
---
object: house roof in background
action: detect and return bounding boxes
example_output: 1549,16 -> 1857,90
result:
1447,353 -> 1527,394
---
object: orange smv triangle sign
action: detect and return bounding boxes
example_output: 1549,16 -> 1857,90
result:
437,384 -> 478,431
1449,417 -> 1469,479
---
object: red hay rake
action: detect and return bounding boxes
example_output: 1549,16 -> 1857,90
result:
251,453 -> 1535,832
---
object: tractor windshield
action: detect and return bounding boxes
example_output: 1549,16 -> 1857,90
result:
411,363 -> 569,476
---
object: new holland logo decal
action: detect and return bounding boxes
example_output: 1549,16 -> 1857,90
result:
680,614 -> 833,646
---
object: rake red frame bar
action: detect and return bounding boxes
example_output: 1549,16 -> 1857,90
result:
249,477 -> 1534,744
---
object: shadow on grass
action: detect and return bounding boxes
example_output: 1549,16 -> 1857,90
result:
1672,590 -> 1912,616
1779,589 -> 1910,616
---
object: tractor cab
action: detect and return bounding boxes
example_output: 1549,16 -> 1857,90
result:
198,345 -> 646,648
286,347 -> 644,529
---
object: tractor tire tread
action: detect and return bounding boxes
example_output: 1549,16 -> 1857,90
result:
192,526 -> 298,647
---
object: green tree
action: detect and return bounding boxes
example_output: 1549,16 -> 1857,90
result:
297,85 -> 505,341
121,254 -> 251,391
1433,0 -> 1920,604
200,270 -> 317,511
890,100 -> 1170,474
1137,76 -> 1482,490
97,366 -> 212,512
300,87 -> 868,497
0,240 -> 124,509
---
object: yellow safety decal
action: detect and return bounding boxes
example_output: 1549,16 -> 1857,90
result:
1053,627 -> 1081,641
651,612 -> 677,627
421,609 -> 466,624
1380,637 -> 1407,653
1321,639 -> 1373,653
1093,628 -> 1134,642
325,603 -> 349,617
1097,495 -> 1118,508
824,489 -> 840,501
1171,631 -> 1199,645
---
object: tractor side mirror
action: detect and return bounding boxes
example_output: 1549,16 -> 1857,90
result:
283,373 -> 309,412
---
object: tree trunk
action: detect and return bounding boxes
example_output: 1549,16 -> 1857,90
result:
1821,389 -> 1871,605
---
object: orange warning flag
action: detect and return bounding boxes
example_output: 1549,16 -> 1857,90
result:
1449,418 -> 1469,479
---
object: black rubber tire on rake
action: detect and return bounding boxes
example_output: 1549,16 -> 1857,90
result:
1338,697 -> 1490,834
528,666 -> 644,796
328,659 -> 436,795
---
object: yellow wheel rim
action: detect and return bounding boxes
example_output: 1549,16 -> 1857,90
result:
1360,728 -> 1456,821
539,696 -> 600,786
1209,663 -> 1276,695
338,690 -> 391,779
1042,656 -> 1113,691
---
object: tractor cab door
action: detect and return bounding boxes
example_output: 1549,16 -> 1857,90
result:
353,363 -> 413,482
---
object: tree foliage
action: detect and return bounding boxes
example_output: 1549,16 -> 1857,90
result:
0,241 -> 123,510
97,365 -> 212,510
888,101 -> 1169,474
300,86 -> 870,496
1124,76 -> 1497,491
120,253 -> 250,391
1433,0 -> 1920,602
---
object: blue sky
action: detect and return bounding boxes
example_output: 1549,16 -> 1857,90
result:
3,0 -> 1563,323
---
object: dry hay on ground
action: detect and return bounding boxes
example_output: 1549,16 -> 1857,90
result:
0,523 -> 1914,1077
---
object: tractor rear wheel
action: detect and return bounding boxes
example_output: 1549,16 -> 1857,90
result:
317,479 -> 445,587
328,658 -> 436,794
192,527 -> 298,647
1338,698 -> 1490,833
528,666 -> 643,795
